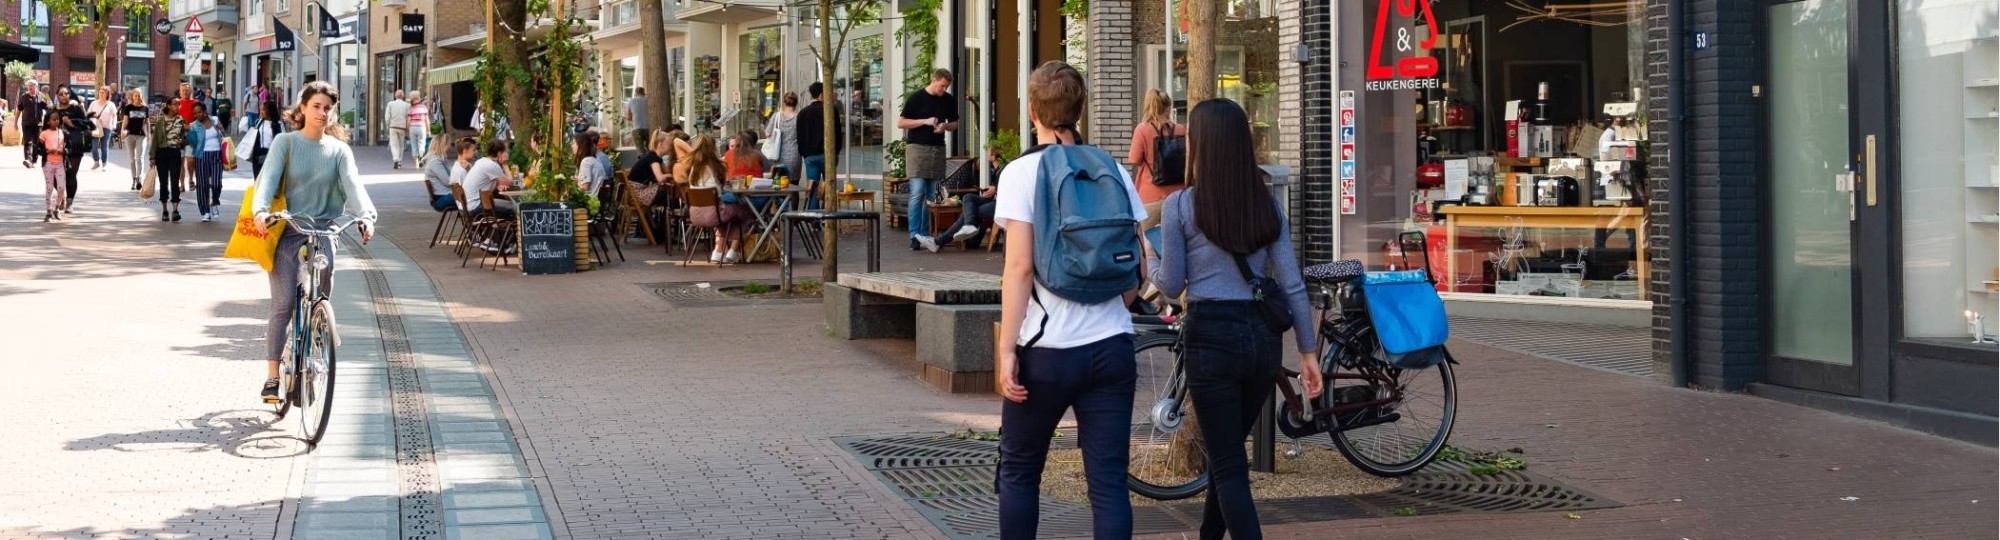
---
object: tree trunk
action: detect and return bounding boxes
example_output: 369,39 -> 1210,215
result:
547,0 -> 566,148
1185,0 -> 1217,102
93,23 -> 107,98
639,0 -> 671,131
818,0 -> 838,284
492,0 -> 532,143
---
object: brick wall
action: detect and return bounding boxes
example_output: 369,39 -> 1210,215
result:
1296,0 -> 1333,265
1087,0 -> 1137,162
1646,0 -> 1761,390
1645,0 -> 1673,383
0,5 -> 181,96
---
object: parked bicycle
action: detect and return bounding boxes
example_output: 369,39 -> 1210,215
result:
267,212 -> 358,446
1128,231 -> 1459,500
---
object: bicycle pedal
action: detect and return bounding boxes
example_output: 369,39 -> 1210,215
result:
263,397 -> 283,404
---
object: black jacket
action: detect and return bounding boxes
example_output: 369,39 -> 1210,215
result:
16,92 -> 46,131
795,100 -> 845,158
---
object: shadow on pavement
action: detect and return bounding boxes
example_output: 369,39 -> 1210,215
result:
0,499 -> 290,540
63,408 -> 307,460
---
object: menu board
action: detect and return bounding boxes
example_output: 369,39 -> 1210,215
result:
518,202 -> 576,275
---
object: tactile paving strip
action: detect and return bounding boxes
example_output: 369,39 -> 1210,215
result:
837,433 -> 1620,539
356,244 -> 444,539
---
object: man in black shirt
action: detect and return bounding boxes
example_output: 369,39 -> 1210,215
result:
896,68 -> 959,250
18,84 -> 47,169
795,81 -> 844,210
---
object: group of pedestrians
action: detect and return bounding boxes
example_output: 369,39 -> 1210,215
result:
384,89 -> 436,169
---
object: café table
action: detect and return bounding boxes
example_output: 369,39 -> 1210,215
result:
726,186 -> 809,260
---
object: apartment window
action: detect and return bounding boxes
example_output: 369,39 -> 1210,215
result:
18,0 -> 50,46
279,0 -> 290,15
127,20 -> 146,49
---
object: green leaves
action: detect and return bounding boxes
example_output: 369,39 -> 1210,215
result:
894,0 -> 943,96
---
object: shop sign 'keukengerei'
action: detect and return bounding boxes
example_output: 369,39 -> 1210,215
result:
1364,0 -> 1440,92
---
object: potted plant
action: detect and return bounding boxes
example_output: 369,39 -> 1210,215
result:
3,61 -> 31,146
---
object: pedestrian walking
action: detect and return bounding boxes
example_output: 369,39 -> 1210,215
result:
1145,98 -> 1324,540
89,86 -> 118,170
53,85 -> 87,215
121,89 -> 149,190
248,100 -> 284,178
186,103 -> 226,222
764,92 -> 800,180
18,83 -> 47,169
897,69 -> 960,248
174,83 -> 197,124
385,90 -> 410,168
407,90 -> 431,159
795,82 -> 843,209
249,80 -> 377,402
37,115 -> 66,222
992,61 -> 1145,540
626,87 -> 650,148
150,96 -> 188,222
1129,89 -> 1186,230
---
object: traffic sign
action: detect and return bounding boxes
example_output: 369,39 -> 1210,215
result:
185,18 -> 204,34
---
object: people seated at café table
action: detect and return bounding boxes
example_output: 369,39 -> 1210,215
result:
462,139 -> 517,220
916,147 -> 1004,252
723,130 -> 768,180
572,130 -> 612,200
628,129 -> 673,209
446,137 -> 477,213
684,134 -> 754,264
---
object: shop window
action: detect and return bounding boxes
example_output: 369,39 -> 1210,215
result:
739,26 -> 784,126
1339,0 -> 1650,302
1897,2 -> 1997,342
848,34 -> 885,149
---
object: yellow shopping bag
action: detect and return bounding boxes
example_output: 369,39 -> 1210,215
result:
224,143 -> 287,271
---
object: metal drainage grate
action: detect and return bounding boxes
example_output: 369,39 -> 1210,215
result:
837,433 -> 1620,540
642,281 -> 823,309
352,243 -> 445,539
1449,316 -> 1655,378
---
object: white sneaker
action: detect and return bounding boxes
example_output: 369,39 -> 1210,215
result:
724,250 -> 742,264
917,235 -> 940,253
952,225 -> 980,242
710,251 -> 724,263
200,213 -> 211,223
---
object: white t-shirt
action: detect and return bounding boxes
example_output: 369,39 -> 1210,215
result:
993,147 -> 1150,349
449,161 -> 470,211
385,99 -> 411,129
461,158 -> 509,209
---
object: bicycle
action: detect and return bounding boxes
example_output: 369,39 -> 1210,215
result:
266,212 -> 359,446
1127,231 -> 1458,500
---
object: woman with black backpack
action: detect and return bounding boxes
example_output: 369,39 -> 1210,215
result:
1143,98 -> 1322,540
1128,89 -> 1185,230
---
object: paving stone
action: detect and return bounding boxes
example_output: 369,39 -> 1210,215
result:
306,467 -> 395,484
445,490 -> 543,509
299,496 -> 400,513
435,421 -> 508,433
440,463 -> 531,481
292,529 -> 398,540
294,511 -> 395,529
446,506 -> 548,526
446,523 -> 554,540
437,430 -> 512,444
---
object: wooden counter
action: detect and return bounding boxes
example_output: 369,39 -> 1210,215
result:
1436,205 -> 1649,294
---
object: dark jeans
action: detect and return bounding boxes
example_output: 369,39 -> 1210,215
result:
63,151 -> 81,204
1182,300 -> 1283,540
996,334 -> 1136,540
937,193 -> 997,246
23,128 -> 41,167
154,148 -> 184,204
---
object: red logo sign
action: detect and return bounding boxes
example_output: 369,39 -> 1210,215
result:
1364,0 -> 1440,91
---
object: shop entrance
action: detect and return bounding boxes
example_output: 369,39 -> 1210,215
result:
1758,0 -> 1896,396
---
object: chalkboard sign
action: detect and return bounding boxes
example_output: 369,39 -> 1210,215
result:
518,202 -> 576,275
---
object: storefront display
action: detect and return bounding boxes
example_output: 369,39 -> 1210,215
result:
1341,0 -> 1648,302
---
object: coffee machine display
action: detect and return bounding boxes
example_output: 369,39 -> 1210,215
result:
1532,175 -> 1582,207
1594,160 -> 1636,206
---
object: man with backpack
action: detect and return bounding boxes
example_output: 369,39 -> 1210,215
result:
991,61 -> 1148,540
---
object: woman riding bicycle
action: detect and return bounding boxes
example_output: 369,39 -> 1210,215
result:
249,81 -> 377,403
1141,98 -> 1321,540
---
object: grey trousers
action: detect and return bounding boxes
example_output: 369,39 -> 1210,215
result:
267,230 -> 335,360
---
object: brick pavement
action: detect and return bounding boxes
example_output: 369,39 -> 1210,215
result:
349,144 -> 1997,540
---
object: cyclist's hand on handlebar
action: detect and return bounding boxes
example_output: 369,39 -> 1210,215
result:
357,221 -> 374,245
1298,352 -> 1324,399
252,212 -> 275,235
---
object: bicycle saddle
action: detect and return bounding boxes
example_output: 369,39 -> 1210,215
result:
1304,260 -> 1365,284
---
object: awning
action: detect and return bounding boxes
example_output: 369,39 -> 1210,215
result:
0,40 -> 38,64
428,58 -> 481,85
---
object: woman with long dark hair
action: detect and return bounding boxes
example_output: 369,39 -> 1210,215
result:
683,134 -> 751,263
248,81 -> 376,402
1144,98 -> 1321,540
249,99 -> 284,177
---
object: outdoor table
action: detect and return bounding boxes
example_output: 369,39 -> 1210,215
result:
727,186 -> 808,261
778,210 -> 881,293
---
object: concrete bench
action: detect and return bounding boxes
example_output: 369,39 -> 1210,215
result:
827,271 -> 1002,393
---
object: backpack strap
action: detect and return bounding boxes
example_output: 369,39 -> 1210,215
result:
1023,287 -> 1050,349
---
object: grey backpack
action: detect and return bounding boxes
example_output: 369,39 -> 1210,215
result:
1024,144 -> 1142,345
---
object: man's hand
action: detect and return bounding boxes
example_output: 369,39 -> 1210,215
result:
1297,352 -> 1324,399
996,351 -> 1028,403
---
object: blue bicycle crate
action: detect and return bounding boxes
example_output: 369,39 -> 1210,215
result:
1361,270 -> 1449,357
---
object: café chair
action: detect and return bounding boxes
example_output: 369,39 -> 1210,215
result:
427,178 -> 464,249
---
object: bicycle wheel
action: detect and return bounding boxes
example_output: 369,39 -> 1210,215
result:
296,299 -> 338,445
1327,328 -> 1457,477
1126,332 -> 1209,500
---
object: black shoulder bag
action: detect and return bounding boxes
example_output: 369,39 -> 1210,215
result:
1232,251 -> 1295,334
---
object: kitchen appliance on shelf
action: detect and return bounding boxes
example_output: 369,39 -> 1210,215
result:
1594,160 -> 1637,205
1533,175 -> 1582,207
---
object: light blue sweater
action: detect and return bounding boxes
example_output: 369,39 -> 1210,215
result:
251,131 -> 378,226
1147,188 -> 1317,351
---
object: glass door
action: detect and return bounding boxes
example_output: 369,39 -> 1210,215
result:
1761,0 -> 1895,396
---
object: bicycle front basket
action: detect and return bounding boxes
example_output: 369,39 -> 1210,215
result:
1360,270 -> 1449,355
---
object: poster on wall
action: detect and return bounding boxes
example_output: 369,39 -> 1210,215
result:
1362,0 -> 1439,92
1339,90 -> 1357,215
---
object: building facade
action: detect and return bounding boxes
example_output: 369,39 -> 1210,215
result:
4,0 -> 184,100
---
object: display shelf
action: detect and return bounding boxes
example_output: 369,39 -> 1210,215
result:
1966,34 -> 1998,326
1972,78 -> 2000,89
